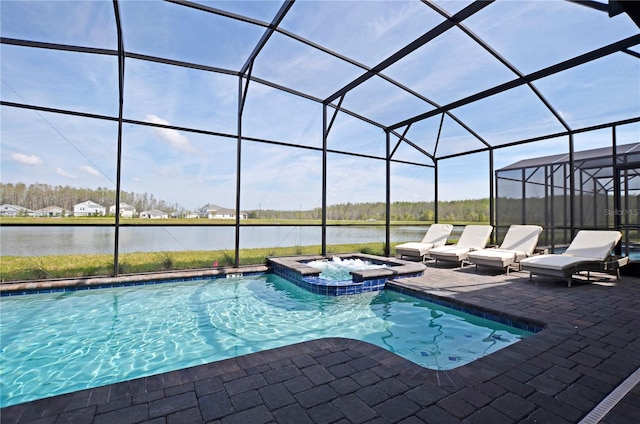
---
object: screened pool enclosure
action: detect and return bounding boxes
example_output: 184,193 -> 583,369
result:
1,0 -> 639,279
496,143 -> 639,259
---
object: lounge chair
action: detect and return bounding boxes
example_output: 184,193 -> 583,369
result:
467,225 -> 543,274
395,223 -> 453,261
428,225 -> 493,268
519,230 -> 623,287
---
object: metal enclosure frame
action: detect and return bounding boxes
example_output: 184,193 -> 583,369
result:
1,0 -> 639,275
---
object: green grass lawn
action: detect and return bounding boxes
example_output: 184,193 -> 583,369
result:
0,243 -> 395,282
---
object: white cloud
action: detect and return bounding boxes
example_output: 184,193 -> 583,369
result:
146,114 -> 194,153
55,168 -> 76,178
557,110 -> 573,121
11,152 -> 44,165
369,2 -> 422,39
79,165 -> 100,177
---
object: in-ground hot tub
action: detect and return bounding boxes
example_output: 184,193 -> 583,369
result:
268,253 -> 426,295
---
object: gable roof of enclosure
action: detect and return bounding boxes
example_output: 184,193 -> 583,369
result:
2,0 -> 638,166
498,142 -> 640,171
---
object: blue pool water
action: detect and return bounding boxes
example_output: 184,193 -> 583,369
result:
0,275 -> 532,408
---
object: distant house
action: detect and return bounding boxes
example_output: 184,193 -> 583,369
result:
198,203 -> 247,220
74,201 -> 106,216
139,209 -> 168,219
0,204 -> 32,217
33,206 -> 67,217
198,203 -> 224,218
214,208 -> 248,219
109,203 -> 137,218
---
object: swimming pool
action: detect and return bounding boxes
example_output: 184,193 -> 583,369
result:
0,274 -> 532,407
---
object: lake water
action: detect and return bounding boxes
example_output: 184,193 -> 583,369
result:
0,225 -> 458,256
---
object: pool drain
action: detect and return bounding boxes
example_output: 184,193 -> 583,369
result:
578,367 -> 640,424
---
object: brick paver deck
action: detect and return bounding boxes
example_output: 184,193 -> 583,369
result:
2,265 -> 639,423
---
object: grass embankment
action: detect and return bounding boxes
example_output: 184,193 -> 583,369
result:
0,218 -> 482,281
0,243 -> 391,282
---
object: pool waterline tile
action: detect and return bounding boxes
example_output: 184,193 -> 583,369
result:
268,253 -> 426,296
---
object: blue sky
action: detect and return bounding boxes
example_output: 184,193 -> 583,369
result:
1,0 -> 639,212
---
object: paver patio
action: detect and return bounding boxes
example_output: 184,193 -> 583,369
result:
2,265 -> 639,423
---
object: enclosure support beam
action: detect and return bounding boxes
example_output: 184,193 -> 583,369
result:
390,34 -> 640,131
592,173 -> 597,228
564,162 -> 569,244
240,0 -> 294,75
434,159 -> 439,223
390,124 -> 412,159
234,77 -> 243,267
326,95 -> 344,139
239,62 -> 252,116
326,1 -> 491,104
434,113 -> 446,157
522,169 -> 527,225
550,164 -> 556,249
612,127 -> 622,255
322,104 -> 328,255
386,131 -> 391,257
112,0 -> 125,277
544,165 -> 549,247
425,0 -> 569,135
489,148 -> 495,244
569,134 -> 576,236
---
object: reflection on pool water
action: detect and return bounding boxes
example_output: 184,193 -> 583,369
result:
0,275 -> 533,407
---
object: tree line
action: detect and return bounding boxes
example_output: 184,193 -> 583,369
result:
0,183 -> 184,215
1,182 -> 490,222
251,199 -> 490,222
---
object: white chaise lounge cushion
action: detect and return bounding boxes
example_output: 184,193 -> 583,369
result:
395,242 -> 434,257
467,248 -> 527,267
499,225 -> 544,254
429,225 -> 493,262
563,230 -> 622,261
520,230 -> 622,272
467,225 -> 543,269
419,223 -> 454,246
519,254 -> 592,271
429,245 -> 471,261
396,224 -> 453,257
454,225 -> 494,249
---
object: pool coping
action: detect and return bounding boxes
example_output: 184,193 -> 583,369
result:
268,253 -> 426,278
386,281 -> 545,334
0,265 -> 269,296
